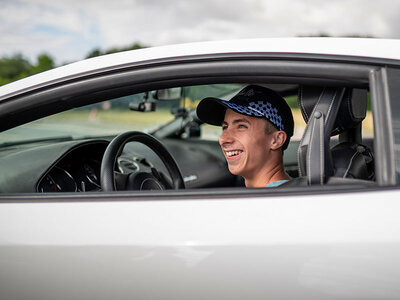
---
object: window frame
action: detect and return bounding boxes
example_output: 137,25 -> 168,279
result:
0,54 -> 397,202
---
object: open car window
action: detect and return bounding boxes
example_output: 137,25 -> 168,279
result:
0,82 -> 378,193
1,84 -> 246,145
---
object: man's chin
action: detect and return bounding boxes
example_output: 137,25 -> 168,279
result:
228,165 -> 243,176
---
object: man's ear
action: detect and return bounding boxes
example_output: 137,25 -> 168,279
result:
270,131 -> 287,150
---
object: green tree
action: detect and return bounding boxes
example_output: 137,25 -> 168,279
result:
1,41 -> 146,86
85,42 -> 146,58
0,53 -> 55,86
86,48 -> 102,58
30,53 -> 55,74
0,54 -> 32,85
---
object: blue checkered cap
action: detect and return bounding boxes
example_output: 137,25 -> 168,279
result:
223,99 -> 284,131
196,85 -> 294,150
197,85 -> 293,133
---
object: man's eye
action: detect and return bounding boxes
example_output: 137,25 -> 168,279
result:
238,124 -> 247,129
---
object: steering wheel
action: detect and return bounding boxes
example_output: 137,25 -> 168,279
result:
100,131 -> 185,191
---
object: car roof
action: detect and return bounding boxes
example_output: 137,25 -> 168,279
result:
1,37 -> 400,101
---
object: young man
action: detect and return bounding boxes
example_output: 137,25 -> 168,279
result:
196,85 -> 294,188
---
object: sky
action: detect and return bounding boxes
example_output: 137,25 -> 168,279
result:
1,0 -> 400,65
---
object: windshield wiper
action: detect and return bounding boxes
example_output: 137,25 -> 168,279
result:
0,136 -> 75,147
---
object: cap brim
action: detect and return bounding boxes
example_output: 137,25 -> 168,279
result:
196,97 -> 231,126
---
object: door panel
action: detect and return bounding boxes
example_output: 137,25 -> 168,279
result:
1,190 -> 400,299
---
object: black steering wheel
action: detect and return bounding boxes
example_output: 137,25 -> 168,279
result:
100,131 -> 185,191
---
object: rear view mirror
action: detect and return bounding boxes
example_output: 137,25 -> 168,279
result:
153,87 -> 182,101
129,92 -> 156,112
129,100 -> 156,112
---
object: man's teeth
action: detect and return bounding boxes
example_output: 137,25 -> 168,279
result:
226,150 -> 241,157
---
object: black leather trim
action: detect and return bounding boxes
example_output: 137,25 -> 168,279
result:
297,86 -> 346,183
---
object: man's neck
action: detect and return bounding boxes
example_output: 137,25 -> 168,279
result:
244,161 -> 289,188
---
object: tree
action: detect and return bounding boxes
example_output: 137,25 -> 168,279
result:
0,53 -> 55,86
0,41 -> 146,86
85,42 -> 146,58
86,48 -> 102,58
30,53 -> 55,74
0,54 -> 32,85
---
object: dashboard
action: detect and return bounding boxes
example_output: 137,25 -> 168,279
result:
37,143 -> 107,192
0,136 -> 237,193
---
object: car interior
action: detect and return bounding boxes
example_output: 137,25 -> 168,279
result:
0,80 -> 375,194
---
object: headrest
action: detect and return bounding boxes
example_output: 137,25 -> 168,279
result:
298,86 -> 367,136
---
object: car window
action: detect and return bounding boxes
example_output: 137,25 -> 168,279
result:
0,84 -> 245,145
0,82 -> 378,193
0,93 -> 177,144
2,87 -> 371,147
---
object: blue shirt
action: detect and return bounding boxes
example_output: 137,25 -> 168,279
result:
266,180 -> 289,187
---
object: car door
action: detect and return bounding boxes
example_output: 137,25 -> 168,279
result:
1,53 -> 400,300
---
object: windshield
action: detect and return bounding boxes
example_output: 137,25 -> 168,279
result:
1,83 -> 374,147
0,84 -> 246,145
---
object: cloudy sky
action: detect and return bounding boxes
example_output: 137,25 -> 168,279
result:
1,0 -> 400,65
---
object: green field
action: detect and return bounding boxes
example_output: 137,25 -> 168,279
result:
48,108 -> 175,125
45,106 -> 374,140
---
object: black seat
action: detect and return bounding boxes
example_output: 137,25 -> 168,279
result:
283,85 -> 374,186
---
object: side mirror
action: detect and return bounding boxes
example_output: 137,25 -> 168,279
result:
153,87 -> 182,101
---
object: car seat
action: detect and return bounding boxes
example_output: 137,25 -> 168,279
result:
283,85 -> 375,186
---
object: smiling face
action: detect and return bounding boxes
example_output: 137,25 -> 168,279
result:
219,109 -> 280,184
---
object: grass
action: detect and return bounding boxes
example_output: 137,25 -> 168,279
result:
44,107 -> 374,139
47,109 -> 175,125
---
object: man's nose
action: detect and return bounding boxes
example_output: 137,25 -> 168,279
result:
219,128 -> 234,146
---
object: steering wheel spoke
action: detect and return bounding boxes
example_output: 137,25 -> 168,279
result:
114,171 -> 129,190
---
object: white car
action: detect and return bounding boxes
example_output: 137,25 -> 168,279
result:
0,38 -> 400,300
